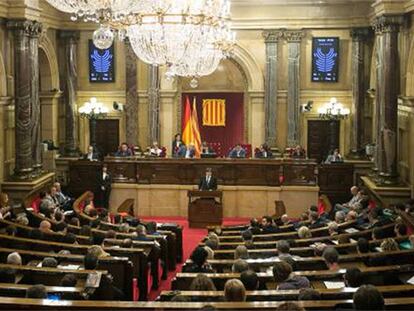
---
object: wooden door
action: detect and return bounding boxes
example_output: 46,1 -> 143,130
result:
307,120 -> 340,164
95,119 -> 120,157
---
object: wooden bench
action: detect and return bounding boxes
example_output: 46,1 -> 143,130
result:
0,283 -> 84,299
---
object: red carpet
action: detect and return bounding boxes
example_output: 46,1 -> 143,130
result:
140,217 -> 249,301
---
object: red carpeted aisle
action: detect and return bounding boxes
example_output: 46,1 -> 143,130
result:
140,216 -> 249,301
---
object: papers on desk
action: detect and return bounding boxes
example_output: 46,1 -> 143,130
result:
406,275 -> 414,285
324,281 -> 345,289
344,228 -> 359,233
331,240 -> 339,245
350,238 -> 357,244
375,247 -> 383,253
57,264 -> 80,270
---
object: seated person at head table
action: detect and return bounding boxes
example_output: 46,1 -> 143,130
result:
325,148 -> 343,164
199,168 -> 218,191
185,144 -> 196,159
291,145 -> 306,158
149,141 -> 163,157
175,144 -> 187,158
255,143 -> 272,158
201,141 -> 213,154
172,133 -> 184,157
115,142 -> 133,157
228,144 -> 246,158
83,145 -> 100,161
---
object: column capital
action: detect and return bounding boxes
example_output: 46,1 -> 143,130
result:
263,30 -> 284,43
58,30 -> 80,41
6,19 -> 42,37
285,30 -> 305,42
372,15 -> 405,34
350,27 -> 373,42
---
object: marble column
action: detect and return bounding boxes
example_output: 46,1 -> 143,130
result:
372,15 -> 404,185
286,30 -> 304,147
59,30 -> 80,157
148,65 -> 160,145
29,22 -> 43,175
7,20 -> 34,179
263,30 -> 283,147
349,28 -> 371,158
125,39 -> 139,146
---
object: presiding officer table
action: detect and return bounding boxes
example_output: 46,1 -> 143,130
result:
68,158 -> 356,218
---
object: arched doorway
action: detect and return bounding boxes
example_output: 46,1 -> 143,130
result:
38,35 -> 60,146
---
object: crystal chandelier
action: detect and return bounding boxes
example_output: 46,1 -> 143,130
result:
318,98 -> 350,120
44,0 -> 142,49
126,0 -> 235,82
78,97 -> 109,119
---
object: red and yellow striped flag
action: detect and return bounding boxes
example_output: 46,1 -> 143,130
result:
191,97 -> 202,158
202,99 -> 226,126
182,96 -> 193,146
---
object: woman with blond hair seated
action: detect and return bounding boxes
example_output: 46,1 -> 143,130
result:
224,279 -> 246,302
189,274 -> 217,291
298,226 -> 312,239
0,193 -> 11,220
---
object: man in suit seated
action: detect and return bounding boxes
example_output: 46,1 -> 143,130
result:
255,143 -> 272,158
175,144 -> 187,158
291,145 -> 306,158
199,168 -> 217,191
201,141 -> 213,154
229,144 -> 246,158
83,145 -> 100,161
115,143 -> 133,157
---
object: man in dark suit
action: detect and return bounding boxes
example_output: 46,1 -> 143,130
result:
199,168 -> 217,191
229,144 -> 247,158
83,145 -> 100,161
97,165 -> 112,209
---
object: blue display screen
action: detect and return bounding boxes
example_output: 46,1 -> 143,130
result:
89,40 -> 115,83
312,37 -> 339,82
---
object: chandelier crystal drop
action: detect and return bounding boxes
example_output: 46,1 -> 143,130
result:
93,26 -> 115,49
318,98 -> 350,120
126,0 -> 235,77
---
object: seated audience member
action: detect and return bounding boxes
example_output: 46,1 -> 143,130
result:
80,225 -> 92,237
118,223 -> 130,233
53,182 -> 72,211
324,148 -> 343,164
395,222 -> 408,237
149,141 -> 163,157
334,186 -> 361,213
58,250 -> 71,256
115,143 -> 133,157
322,247 -> 340,270
39,220 -> 53,234
344,267 -> 363,288
273,261 -> 310,290
353,284 -> 384,311
39,192 -> 55,218
204,246 -> 214,260
308,211 -> 326,229
240,270 -> 259,291
185,143 -> 196,159
298,288 -> 321,300
380,238 -> 399,251
134,225 -> 154,242
205,237 -> 219,251
242,229 -> 254,248
368,207 -> 391,228
276,240 -> 294,263
7,252 -> 22,266
0,192 -> 11,219
334,211 -> 346,224
372,227 -> 385,241
26,285 -> 47,299
290,145 -> 306,158
280,214 -> 292,226
248,219 -> 261,234
60,273 -> 77,287
83,253 -> 124,300
224,279 -> 246,302
261,216 -> 279,234
84,145 -> 99,161
172,133 -> 184,157
175,143 -> 187,158
88,245 -> 110,258
69,217 -> 80,227
234,245 -> 249,260
228,144 -> 246,158
297,226 -> 312,239
357,237 -> 370,254
16,215 -> 29,226
41,257 -> 58,268
232,259 -> 249,273
183,247 -> 214,273
189,274 -> 217,291
346,210 -> 358,222
255,143 -> 272,158
327,222 -> 339,236
276,302 -> 305,311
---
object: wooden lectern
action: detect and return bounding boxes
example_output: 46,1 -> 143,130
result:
187,190 -> 223,228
